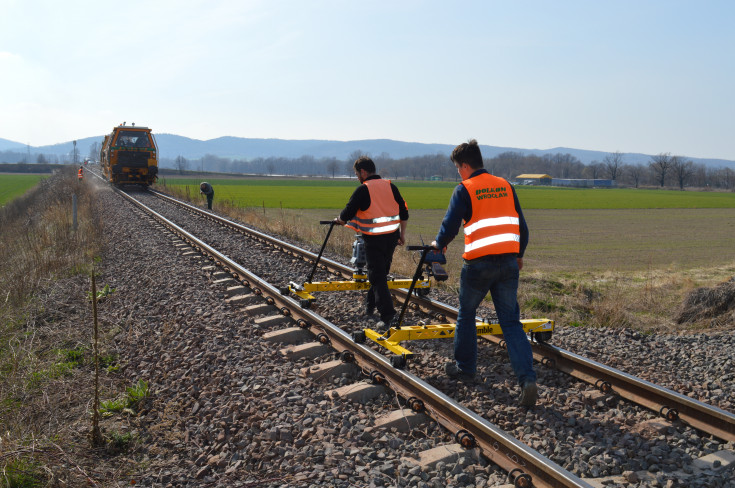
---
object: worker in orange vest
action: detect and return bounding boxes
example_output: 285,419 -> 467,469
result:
334,156 -> 409,330
432,139 -> 536,407
78,166 -> 84,180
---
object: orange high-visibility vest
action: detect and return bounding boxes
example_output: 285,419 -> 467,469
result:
345,179 -> 400,235
461,173 -> 520,260
78,168 -> 84,179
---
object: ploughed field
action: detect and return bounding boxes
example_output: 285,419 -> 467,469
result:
158,177 -> 735,273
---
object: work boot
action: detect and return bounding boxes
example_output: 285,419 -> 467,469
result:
375,315 -> 397,335
364,306 -> 375,318
519,381 -> 538,407
444,362 -> 475,382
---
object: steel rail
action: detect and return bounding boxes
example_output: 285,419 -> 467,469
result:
533,343 -> 735,443
148,188 -> 352,271
145,187 -> 735,443
147,189 -> 446,315
117,187 -> 593,488
429,301 -> 735,444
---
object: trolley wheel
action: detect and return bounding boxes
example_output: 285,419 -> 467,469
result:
534,331 -> 552,344
279,286 -> 290,295
300,299 -> 312,309
352,331 -> 366,344
390,355 -> 407,369
416,287 -> 431,297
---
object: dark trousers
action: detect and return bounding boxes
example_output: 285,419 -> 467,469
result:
455,254 -> 535,385
363,231 -> 399,322
206,191 -> 214,210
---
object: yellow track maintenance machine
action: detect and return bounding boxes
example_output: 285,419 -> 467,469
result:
353,245 -> 555,368
281,221 -> 449,309
100,122 -> 158,186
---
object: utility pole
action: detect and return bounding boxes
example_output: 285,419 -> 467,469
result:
73,140 -> 77,164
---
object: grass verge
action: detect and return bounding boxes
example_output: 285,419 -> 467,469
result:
0,167 -> 137,486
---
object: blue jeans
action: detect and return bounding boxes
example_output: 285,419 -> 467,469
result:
454,254 -> 536,386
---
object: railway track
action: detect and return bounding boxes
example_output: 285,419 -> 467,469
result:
142,187 -> 735,446
107,181 -> 590,488
89,172 -> 734,486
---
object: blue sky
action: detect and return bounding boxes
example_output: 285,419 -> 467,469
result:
1,0 -> 733,160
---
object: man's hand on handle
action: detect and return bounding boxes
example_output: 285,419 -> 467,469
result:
430,241 -> 446,254
429,240 -> 524,270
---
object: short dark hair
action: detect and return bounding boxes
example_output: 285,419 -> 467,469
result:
353,156 -> 376,174
451,139 -> 483,169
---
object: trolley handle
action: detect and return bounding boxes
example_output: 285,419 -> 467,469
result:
394,244 -> 441,327
407,245 -> 438,251
308,220 -> 337,282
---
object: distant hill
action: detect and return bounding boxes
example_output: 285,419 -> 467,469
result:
3,134 -> 734,169
150,135 -> 735,169
0,138 -> 27,152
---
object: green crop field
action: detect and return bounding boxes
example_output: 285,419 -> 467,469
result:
0,174 -> 48,206
157,176 -> 735,210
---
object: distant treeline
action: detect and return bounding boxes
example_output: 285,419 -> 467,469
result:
0,163 -> 65,173
0,150 -> 71,165
3,147 -> 733,190
165,151 -> 735,190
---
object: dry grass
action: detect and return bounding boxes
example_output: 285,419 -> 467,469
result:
0,168 -> 132,486
0,170 -> 101,307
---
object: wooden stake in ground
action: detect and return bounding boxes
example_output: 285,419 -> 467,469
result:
89,268 -> 103,447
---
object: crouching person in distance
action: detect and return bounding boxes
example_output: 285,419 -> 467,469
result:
200,182 -> 214,210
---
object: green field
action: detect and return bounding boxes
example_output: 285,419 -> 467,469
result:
157,176 -> 735,210
0,174 -> 49,205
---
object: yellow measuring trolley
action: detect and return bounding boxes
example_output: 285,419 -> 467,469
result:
282,222 -> 447,308
356,318 -> 554,367
348,244 -> 554,368
286,276 -> 432,303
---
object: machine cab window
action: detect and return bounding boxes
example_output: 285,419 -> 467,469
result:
114,131 -> 151,148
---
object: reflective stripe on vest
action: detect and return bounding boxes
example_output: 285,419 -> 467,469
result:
345,179 -> 400,235
461,173 -> 520,259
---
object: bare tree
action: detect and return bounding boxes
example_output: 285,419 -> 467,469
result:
343,161 -> 354,176
583,162 -> 603,179
348,150 -> 366,162
374,152 -> 391,166
603,151 -> 624,180
649,153 -> 671,187
343,150 -> 363,176
694,165 -> 708,188
88,142 -> 100,161
326,159 -> 339,178
36,153 -> 48,164
175,155 -> 188,174
542,153 -> 583,178
670,156 -> 695,190
723,168 -> 735,191
626,164 -> 645,188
